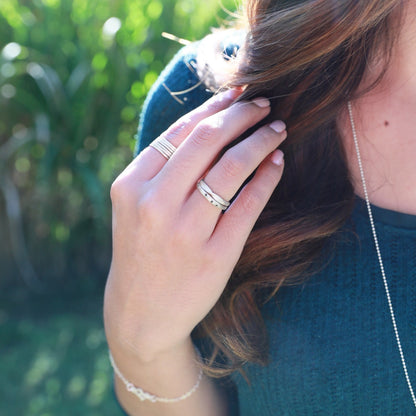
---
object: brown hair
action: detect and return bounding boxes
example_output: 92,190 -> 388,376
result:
196,0 -> 404,377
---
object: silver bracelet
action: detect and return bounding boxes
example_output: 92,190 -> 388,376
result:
109,349 -> 203,403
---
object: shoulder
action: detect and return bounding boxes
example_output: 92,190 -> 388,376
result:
135,29 -> 245,156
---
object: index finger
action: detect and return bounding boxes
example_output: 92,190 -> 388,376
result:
127,89 -> 242,183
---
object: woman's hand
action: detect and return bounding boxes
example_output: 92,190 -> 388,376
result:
104,90 -> 287,363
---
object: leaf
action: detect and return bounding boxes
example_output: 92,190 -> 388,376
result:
26,62 -> 67,114
66,62 -> 91,97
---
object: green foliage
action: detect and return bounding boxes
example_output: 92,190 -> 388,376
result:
0,0 -> 238,291
0,293 -> 121,415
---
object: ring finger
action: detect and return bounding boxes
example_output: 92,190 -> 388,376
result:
183,120 -> 287,235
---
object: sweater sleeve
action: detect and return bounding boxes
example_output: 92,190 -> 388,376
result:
134,41 -> 214,156
135,29 -> 245,157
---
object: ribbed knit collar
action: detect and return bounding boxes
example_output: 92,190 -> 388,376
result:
354,196 -> 416,230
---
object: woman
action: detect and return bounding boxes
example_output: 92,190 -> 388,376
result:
104,0 -> 416,414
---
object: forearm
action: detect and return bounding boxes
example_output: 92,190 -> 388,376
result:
106,89 -> 285,416
110,337 -> 230,416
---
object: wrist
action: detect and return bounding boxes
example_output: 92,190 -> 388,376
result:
106,326 -> 193,365
109,337 -> 207,412
110,348 -> 203,404
104,283 -> 192,364
108,336 -> 199,385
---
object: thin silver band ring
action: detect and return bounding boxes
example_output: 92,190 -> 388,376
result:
197,179 -> 230,211
149,136 -> 177,160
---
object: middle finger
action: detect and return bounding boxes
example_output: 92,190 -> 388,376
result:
184,120 -> 287,234
153,98 -> 272,202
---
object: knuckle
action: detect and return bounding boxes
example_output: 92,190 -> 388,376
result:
165,116 -> 191,140
247,127 -> 279,155
110,178 -> 121,202
205,96 -> 228,113
256,126 -> 276,144
111,177 -> 164,224
110,175 -> 132,204
191,120 -> 221,146
110,171 -> 146,207
136,192 -> 164,224
221,151 -> 246,179
235,100 -> 261,116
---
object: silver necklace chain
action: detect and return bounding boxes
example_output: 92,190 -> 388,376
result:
347,101 -> 416,408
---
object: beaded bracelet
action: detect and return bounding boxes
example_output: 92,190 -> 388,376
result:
109,350 -> 203,403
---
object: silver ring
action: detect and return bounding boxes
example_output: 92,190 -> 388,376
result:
197,179 -> 230,211
149,136 -> 177,160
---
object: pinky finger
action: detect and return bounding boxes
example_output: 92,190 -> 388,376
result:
209,149 -> 284,253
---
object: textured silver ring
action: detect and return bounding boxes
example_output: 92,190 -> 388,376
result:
197,179 -> 230,211
149,136 -> 177,160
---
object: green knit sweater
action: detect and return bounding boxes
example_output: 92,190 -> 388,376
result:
230,199 -> 416,415
133,40 -> 416,415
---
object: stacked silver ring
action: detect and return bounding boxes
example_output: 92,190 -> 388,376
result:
149,136 -> 177,160
197,179 -> 230,211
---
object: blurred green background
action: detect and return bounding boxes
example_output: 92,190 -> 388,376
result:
0,0 -> 236,414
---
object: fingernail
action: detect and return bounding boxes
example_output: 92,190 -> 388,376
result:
269,120 -> 286,133
271,149 -> 284,166
252,97 -> 270,108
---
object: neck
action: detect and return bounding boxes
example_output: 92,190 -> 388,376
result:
340,1 -> 416,215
